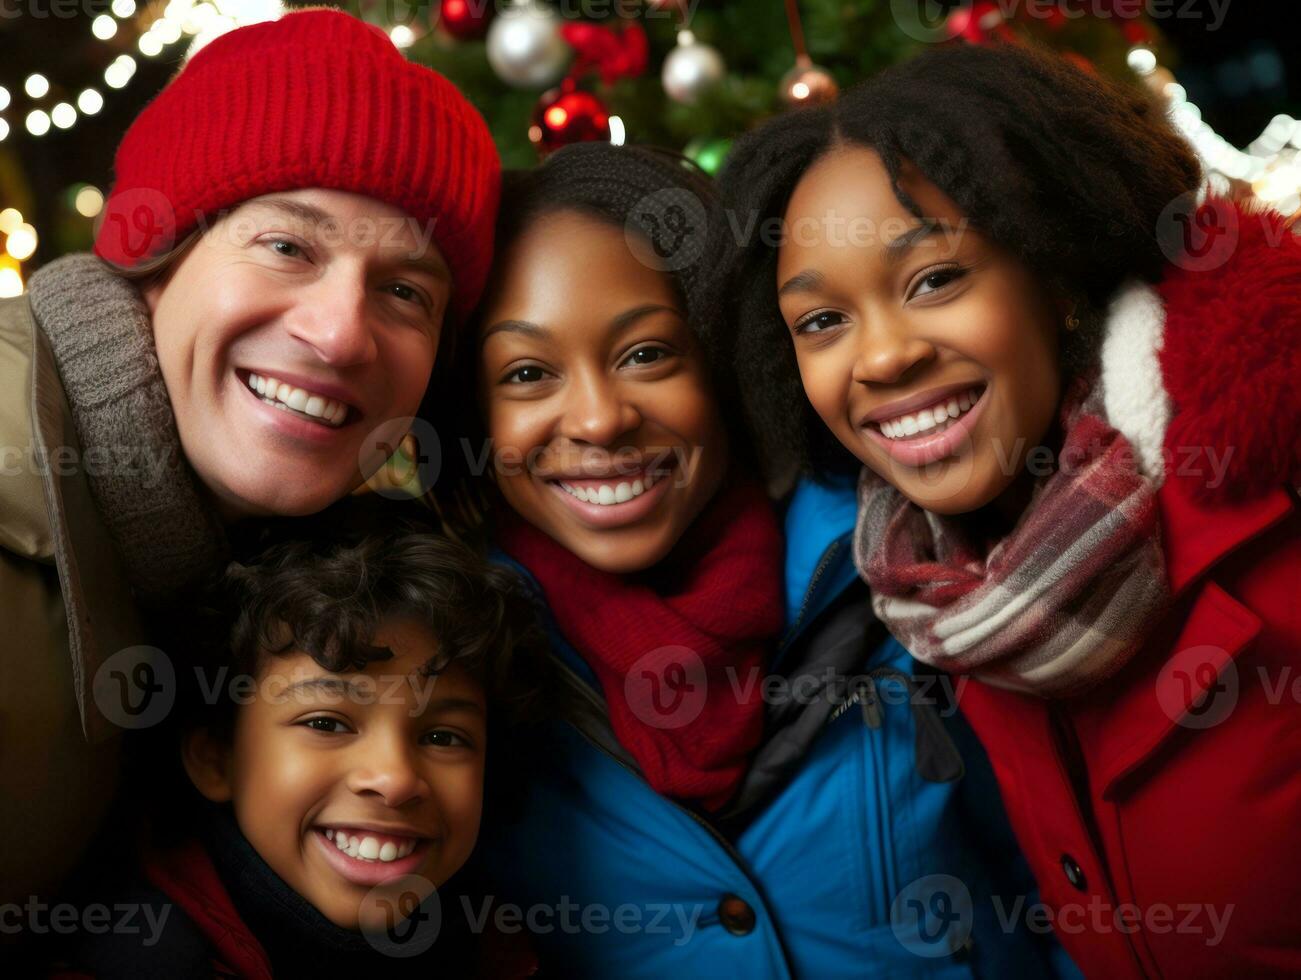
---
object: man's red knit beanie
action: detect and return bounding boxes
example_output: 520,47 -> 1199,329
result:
94,8 -> 501,317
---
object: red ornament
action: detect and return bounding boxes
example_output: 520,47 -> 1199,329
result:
436,0 -> 493,41
948,2 -> 1008,44
1122,21 -> 1151,44
529,84 -> 610,157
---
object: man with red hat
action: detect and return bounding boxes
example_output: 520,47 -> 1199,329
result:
0,7 -> 500,910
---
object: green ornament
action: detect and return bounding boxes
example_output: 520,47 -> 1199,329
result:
684,136 -> 733,176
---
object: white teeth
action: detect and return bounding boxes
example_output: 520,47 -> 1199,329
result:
877,388 -> 983,441
559,471 -> 657,506
325,828 -> 419,862
246,372 -> 348,428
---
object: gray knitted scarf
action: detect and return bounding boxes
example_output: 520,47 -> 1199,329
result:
26,254 -> 228,604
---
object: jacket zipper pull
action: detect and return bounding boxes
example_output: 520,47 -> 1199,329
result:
857,677 -> 883,729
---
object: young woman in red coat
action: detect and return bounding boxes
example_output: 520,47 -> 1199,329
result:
720,43 -> 1300,977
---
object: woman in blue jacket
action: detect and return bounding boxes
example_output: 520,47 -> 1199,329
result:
457,142 -> 1068,977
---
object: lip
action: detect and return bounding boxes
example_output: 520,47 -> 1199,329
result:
861,384 -> 990,468
859,381 -> 985,425
310,827 -> 434,888
236,371 -> 358,445
545,462 -> 676,530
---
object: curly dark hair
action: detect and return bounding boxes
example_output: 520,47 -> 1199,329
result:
180,520 -> 552,733
717,41 -> 1203,485
429,141 -> 750,535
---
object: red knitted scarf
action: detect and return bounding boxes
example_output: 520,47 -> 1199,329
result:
498,478 -> 784,811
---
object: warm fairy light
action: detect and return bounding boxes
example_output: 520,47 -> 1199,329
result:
390,25 -> 415,48
51,103 -> 77,129
112,0 -> 138,16
78,89 -> 104,115
608,115 -> 626,146
92,14 -> 118,40
139,31 -> 165,57
26,110 -> 51,137
0,267 -> 23,299
5,224 -> 38,261
0,119 -> 8,143
75,186 -> 106,218
0,87 -> 10,112
0,209 -> 21,235
25,74 -> 49,99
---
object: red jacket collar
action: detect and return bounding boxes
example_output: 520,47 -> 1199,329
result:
141,835 -> 273,980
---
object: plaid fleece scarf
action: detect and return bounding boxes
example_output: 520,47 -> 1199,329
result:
854,380 -> 1170,698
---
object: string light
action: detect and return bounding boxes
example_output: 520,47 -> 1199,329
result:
74,186 -> 106,219
25,110 -> 50,137
77,89 -> 104,115
92,14 -> 118,40
5,224 -> 38,262
51,103 -> 77,130
0,0 -> 283,141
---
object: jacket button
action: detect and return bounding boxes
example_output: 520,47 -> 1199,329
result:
718,894 -> 756,936
1061,854 -> 1087,892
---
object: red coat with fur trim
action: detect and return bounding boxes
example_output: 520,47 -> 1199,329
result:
959,199 -> 1301,979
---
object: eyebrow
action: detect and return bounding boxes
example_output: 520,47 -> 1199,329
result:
240,198 -> 451,281
883,219 -> 944,264
481,304 -> 681,343
777,269 -> 826,299
424,697 -> 487,716
279,677 -> 362,698
241,197 -> 336,228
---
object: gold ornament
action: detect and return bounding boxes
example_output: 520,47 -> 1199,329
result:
781,57 -> 838,108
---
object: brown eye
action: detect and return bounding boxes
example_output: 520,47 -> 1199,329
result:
505,365 -> 546,384
795,311 -> 846,335
622,346 -> 668,367
913,266 -> 966,297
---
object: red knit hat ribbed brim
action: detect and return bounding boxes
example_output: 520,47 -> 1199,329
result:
94,9 -> 501,318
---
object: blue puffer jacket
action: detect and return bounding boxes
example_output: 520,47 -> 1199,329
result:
475,477 -> 1075,978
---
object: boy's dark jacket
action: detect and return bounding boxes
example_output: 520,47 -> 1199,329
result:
47,813 -> 538,978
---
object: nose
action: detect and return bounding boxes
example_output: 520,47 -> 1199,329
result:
557,369 -> 641,446
850,313 -> 936,386
285,270 -> 380,367
345,732 -> 430,808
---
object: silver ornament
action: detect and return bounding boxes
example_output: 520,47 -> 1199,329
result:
661,31 -> 725,105
486,1 -> 570,89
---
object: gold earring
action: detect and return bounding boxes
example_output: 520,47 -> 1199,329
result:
1065,309 -> 1080,331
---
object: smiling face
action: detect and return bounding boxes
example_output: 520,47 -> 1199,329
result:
183,617 -> 487,931
775,145 -> 1063,515
143,188 -> 451,520
478,209 -> 728,574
